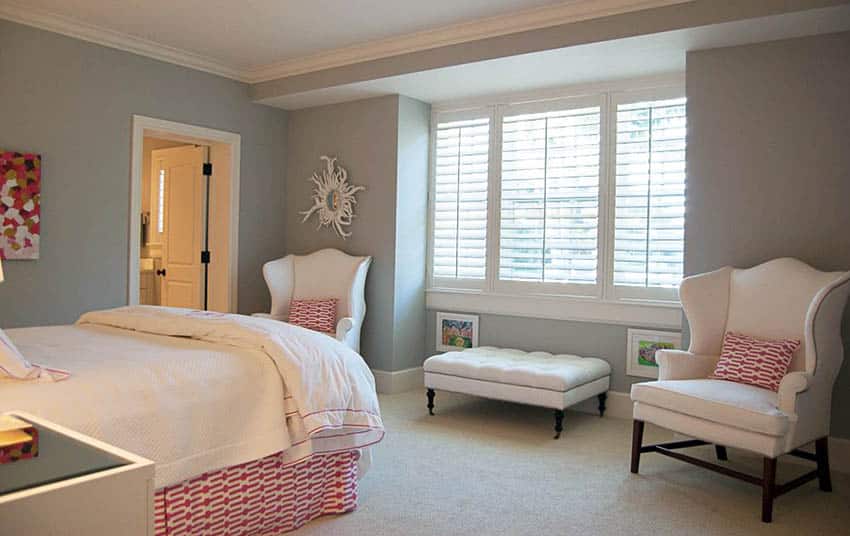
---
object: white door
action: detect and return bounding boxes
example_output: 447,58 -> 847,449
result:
154,146 -> 205,309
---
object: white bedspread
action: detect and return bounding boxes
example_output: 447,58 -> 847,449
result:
0,306 -> 384,488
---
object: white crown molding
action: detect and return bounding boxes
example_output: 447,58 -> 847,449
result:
0,0 -> 692,84
242,0 -> 693,83
0,1 -> 245,81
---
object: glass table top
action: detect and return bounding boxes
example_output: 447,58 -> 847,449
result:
1,418 -> 129,495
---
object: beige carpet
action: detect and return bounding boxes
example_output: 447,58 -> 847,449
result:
293,390 -> 849,536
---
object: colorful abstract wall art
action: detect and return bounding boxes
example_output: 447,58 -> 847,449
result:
0,150 -> 41,260
436,312 -> 479,352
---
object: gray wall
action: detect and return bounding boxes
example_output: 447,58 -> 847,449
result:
393,97 -> 430,371
284,95 -> 430,371
285,95 -> 401,371
686,32 -> 850,438
0,19 -> 288,326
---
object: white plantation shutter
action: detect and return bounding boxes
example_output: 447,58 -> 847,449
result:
431,116 -> 490,281
499,105 -> 601,286
614,97 -> 686,291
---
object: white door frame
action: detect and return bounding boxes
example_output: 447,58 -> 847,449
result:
129,115 -> 241,312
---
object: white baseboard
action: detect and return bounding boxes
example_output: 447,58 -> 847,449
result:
372,367 -> 424,394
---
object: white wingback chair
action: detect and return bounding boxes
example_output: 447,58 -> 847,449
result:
630,258 -> 850,523
256,249 -> 372,352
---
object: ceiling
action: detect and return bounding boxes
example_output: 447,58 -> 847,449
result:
4,0 -> 563,66
0,0 -> 689,81
1,0 -> 847,108
258,4 -> 850,109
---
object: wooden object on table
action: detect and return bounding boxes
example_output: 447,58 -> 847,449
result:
0,415 -> 38,463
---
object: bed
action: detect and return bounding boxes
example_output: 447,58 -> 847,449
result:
0,306 -> 384,535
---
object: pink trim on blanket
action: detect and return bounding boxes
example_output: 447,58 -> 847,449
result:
0,363 -> 71,382
290,429 -> 386,451
304,422 -> 382,437
154,450 -> 359,536
315,429 -> 376,441
276,432 -> 385,473
301,407 -> 382,418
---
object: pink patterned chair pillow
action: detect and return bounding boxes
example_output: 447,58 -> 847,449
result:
288,299 -> 338,334
711,332 -> 800,392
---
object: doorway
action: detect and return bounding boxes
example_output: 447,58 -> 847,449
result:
129,116 -> 241,312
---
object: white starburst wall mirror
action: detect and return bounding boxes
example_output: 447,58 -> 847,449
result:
300,156 -> 365,239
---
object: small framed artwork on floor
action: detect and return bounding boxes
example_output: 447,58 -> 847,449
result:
436,312 -> 479,352
626,328 -> 682,378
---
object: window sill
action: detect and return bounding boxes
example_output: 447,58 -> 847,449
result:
426,288 -> 682,329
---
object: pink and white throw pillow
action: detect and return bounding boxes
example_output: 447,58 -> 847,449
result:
0,328 -> 70,382
711,332 -> 800,392
288,299 -> 338,334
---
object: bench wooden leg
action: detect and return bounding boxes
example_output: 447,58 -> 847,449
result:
553,410 -> 565,439
597,393 -> 607,417
631,420 -> 645,474
715,445 -> 728,461
426,389 -> 435,416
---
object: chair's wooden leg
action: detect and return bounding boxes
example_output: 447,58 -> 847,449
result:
715,445 -> 728,461
762,457 -> 777,523
426,389 -> 435,416
816,436 -> 832,492
597,393 -> 607,417
553,410 -> 565,439
631,420 -> 645,474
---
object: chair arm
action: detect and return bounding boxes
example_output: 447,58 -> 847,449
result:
336,317 -> 355,342
777,372 -> 813,415
656,350 -> 719,380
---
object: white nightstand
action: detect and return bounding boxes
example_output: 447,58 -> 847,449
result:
0,412 -> 155,535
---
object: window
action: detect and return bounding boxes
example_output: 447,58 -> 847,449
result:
499,103 -> 601,289
157,168 -> 166,234
613,96 -> 686,301
430,114 -> 490,285
428,80 -> 686,324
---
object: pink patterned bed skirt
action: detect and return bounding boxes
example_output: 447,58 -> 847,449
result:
154,450 -> 359,535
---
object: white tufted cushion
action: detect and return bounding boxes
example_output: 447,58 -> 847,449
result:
424,346 -> 611,392
631,379 -> 789,436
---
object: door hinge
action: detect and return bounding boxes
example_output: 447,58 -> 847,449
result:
202,163 -> 213,176
201,251 -> 211,264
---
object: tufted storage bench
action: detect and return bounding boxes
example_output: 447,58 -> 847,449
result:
423,346 -> 612,438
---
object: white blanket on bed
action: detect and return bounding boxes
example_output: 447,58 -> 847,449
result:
78,306 -> 384,454
1,306 -> 383,488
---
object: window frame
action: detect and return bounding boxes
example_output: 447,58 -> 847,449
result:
607,86 -> 687,304
426,76 -> 685,328
148,157 -> 166,247
427,106 -> 495,292
494,94 -> 606,299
